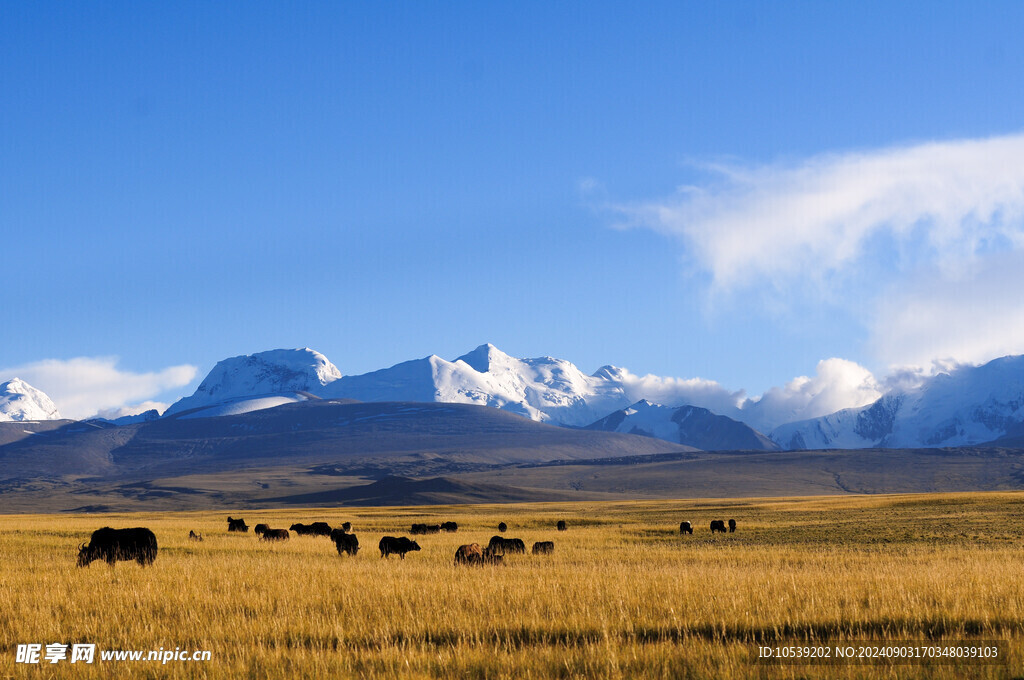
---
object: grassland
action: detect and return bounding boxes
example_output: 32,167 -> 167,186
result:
2,492 -> 1024,678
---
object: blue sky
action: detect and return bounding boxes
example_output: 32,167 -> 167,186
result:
5,2 -> 1024,419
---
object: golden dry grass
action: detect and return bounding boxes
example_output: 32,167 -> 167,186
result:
2,492 -> 1024,678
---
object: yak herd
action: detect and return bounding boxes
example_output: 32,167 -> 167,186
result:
75,515 -> 739,568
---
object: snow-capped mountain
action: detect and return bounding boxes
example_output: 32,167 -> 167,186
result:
771,355 -> 1024,449
164,348 -> 342,417
0,378 -> 62,422
167,344 -> 742,435
163,344 -> 797,451
586,399 -> 779,451
320,343 -> 634,426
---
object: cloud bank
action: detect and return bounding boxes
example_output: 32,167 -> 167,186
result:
610,358 -> 882,433
0,357 -> 197,420
615,131 -> 1024,371
617,132 -> 1024,290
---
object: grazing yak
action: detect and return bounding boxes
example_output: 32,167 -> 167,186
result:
188,530 -> 203,542
532,541 -> 554,555
77,528 -> 158,567
254,523 -> 270,536
332,531 -> 359,556
454,543 -> 484,565
440,521 -> 458,532
410,523 -> 441,535
260,529 -> 289,542
556,520 -> 567,531
290,522 -> 332,537
379,536 -> 421,559
454,543 -> 503,566
728,519 -> 737,533
227,517 -> 249,532
710,520 -> 727,534
487,536 -> 526,555
498,522 -> 507,533
679,521 -> 693,535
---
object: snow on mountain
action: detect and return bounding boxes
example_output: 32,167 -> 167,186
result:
771,355 -> 1024,449
176,395 -> 311,420
320,344 -> 634,426
164,348 -> 341,416
586,399 -> 779,451
172,343 -> 673,427
0,378 -> 62,422
154,345 -> 1024,450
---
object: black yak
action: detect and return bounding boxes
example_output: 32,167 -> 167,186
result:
290,522 -> 332,537
728,519 -> 737,533
556,520 -> 567,531
227,517 -> 249,532
379,536 -> 421,559
710,520 -> 727,533
260,529 -> 289,542
679,521 -> 693,535
487,536 -> 526,555
532,541 -> 554,555
332,531 -> 359,556
77,528 -> 157,567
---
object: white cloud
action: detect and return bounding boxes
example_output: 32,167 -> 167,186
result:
95,401 -> 170,420
742,358 -> 882,431
616,132 -> 1024,291
871,252 -> 1024,368
611,360 -> 881,432
616,369 -> 747,416
0,357 -> 197,420
614,132 -> 1024,374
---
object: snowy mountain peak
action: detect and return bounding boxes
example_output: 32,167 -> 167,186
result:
165,348 -> 342,416
0,378 -> 62,422
454,343 -> 514,373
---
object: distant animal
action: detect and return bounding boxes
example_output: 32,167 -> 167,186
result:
379,536 -> 421,559
188,530 -> 203,542
332,531 -> 359,556
254,523 -> 270,536
679,521 -> 693,535
340,522 -> 352,533
260,529 -> 289,542
227,517 -> 249,533
410,523 -> 441,535
532,541 -> 554,555
556,520 -> 567,531
440,521 -> 458,532
498,522 -> 507,533
710,520 -> 727,534
728,519 -> 737,533
454,543 -> 484,565
487,536 -> 526,555
290,522 -> 332,537
77,527 -> 157,567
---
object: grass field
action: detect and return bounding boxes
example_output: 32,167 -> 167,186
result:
2,492 -> 1024,678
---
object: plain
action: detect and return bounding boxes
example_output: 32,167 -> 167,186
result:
2,492 -> 1024,679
